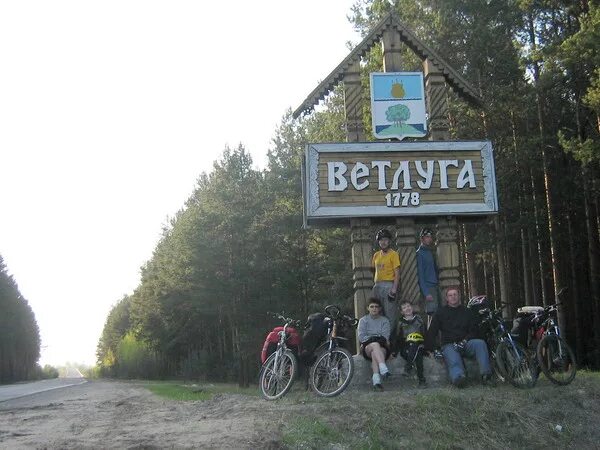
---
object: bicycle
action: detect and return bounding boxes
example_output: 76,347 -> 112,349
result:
474,304 -> 537,388
258,313 -> 302,400
518,302 -> 577,386
309,305 -> 358,397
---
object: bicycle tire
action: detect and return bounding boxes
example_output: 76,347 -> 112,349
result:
496,341 -> 537,388
536,334 -> 577,386
259,350 -> 297,400
490,350 -> 508,383
310,347 -> 354,397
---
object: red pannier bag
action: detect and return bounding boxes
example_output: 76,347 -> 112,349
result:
260,326 -> 301,364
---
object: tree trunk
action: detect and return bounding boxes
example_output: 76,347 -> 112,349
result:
511,110 -> 532,306
462,224 -> 478,297
528,12 -> 565,336
527,227 -> 541,306
530,168 -> 548,306
566,212 -> 584,363
583,169 -> 600,367
495,217 -> 509,318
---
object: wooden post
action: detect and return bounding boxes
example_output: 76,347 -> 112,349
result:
344,60 -> 370,353
383,27 -> 421,309
343,60 -> 366,142
423,58 -> 450,141
395,218 -> 420,306
423,58 -> 462,298
436,216 -> 461,296
382,27 -> 402,72
351,219 -> 373,334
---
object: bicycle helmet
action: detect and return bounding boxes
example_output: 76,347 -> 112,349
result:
467,295 -> 488,309
406,332 -> 424,344
420,227 -> 434,238
375,228 -> 392,241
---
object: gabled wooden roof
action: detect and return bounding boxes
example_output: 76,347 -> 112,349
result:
293,11 -> 482,118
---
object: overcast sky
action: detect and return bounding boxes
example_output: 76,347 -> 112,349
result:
0,0 -> 361,366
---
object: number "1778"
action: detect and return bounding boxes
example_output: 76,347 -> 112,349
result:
385,192 -> 420,207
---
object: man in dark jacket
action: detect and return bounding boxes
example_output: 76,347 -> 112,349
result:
416,228 -> 439,328
425,287 -> 492,387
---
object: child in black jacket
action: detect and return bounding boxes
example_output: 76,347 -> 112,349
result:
396,300 -> 427,387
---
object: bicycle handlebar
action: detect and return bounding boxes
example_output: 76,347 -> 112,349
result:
324,304 -> 340,318
268,312 -> 302,327
324,305 -> 358,327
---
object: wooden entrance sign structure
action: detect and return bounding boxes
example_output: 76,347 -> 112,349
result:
294,11 -> 494,332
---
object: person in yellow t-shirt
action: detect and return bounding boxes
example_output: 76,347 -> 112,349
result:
371,228 -> 401,338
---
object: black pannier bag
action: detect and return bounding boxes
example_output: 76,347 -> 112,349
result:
511,312 -> 537,347
299,312 -> 328,365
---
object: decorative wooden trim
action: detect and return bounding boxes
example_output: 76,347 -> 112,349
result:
293,11 -> 481,119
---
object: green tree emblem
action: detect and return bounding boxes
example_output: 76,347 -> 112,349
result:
385,104 -> 411,127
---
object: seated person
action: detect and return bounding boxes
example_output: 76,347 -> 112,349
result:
425,287 -> 493,387
358,297 -> 391,391
396,300 -> 427,387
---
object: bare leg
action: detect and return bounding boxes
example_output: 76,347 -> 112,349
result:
365,343 -> 386,372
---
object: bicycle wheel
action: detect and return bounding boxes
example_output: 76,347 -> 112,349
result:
490,349 -> 508,383
496,341 -> 537,388
310,347 -> 354,397
537,335 -> 577,386
259,350 -> 297,400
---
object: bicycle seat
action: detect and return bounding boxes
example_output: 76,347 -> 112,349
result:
517,306 -> 544,314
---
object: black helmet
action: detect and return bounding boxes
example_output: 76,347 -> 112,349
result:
375,229 -> 392,241
420,228 -> 434,238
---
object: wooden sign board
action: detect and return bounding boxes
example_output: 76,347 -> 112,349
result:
302,141 -> 498,226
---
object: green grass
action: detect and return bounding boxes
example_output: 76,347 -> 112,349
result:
140,372 -> 600,448
282,417 -> 347,449
144,381 -> 259,401
278,371 -> 600,449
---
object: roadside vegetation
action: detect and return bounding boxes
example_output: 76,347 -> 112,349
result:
145,372 -> 600,449
0,256 -> 40,383
144,381 -> 258,401
282,372 -> 599,448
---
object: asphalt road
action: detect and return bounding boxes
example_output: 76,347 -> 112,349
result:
0,377 -> 87,402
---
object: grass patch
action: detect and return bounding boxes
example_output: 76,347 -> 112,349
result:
146,383 -> 213,401
282,417 -> 348,449
279,374 -> 600,449
145,381 -> 259,401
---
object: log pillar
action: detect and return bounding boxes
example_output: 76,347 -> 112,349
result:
436,216 -> 461,299
383,28 -> 421,310
344,61 -> 370,352
423,58 -> 450,141
423,58 -> 462,297
343,60 -> 366,142
351,219 -> 374,331
395,218 -> 420,311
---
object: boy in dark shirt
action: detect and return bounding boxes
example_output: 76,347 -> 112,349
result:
396,300 -> 427,387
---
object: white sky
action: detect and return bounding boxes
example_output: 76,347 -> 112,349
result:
0,1 -> 361,366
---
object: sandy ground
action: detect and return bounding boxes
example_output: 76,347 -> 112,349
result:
0,380 -> 281,449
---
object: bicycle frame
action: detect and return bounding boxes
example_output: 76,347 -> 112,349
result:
530,305 -> 560,340
308,307 -> 357,397
479,308 -> 531,378
272,322 -> 290,370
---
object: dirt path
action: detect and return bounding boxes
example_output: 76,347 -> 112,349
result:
0,380 -> 279,449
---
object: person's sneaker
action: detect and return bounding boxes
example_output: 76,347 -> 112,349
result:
453,375 -> 467,388
373,383 -> 384,391
418,379 -> 428,388
382,370 -> 392,380
481,373 -> 496,387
